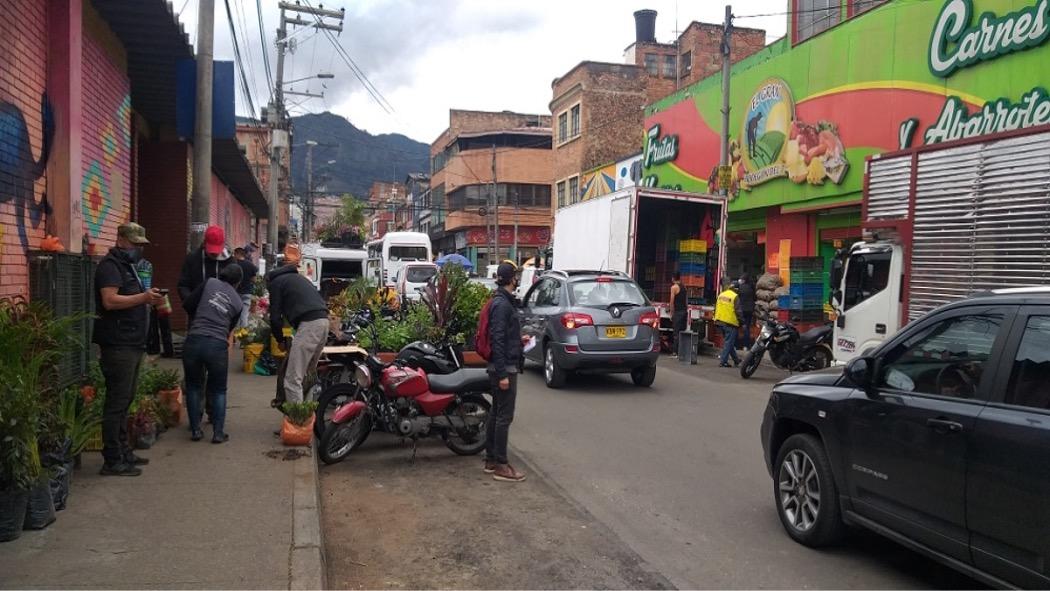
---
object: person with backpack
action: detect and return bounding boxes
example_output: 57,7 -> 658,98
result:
477,261 -> 526,483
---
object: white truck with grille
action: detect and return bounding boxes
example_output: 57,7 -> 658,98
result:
831,127 -> 1050,363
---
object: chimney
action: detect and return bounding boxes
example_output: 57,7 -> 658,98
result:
633,9 -> 657,44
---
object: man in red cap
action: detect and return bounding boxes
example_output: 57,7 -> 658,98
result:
178,225 -> 233,424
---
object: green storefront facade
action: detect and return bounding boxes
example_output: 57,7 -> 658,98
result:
642,0 -> 1050,281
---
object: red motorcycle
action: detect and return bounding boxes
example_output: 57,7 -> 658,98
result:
317,349 -> 492,465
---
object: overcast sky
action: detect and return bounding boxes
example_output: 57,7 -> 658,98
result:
177,0 -> 787,144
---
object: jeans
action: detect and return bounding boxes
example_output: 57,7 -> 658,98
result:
99,346 -> 144,465
739,312 -> 754,349
238,294 -> 252,328
719,324 -> 741,365
485,374 -> 518,465
182,335 -> 229,435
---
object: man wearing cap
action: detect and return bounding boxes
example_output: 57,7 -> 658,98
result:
266,243 -> 329,406
94,223 -> 165,476
483,261 -> 527,482
178,225 -> 233,314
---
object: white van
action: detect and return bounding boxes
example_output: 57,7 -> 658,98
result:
299,243 -> 368,298
366,232 -> 432,288
395,262 -> 439,302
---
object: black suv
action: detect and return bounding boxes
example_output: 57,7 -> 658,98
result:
760,290 -> 1050,589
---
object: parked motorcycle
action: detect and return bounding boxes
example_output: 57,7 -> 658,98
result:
739,319 -> 833,379
317,349 -> 491,464
312,311 -> 464,438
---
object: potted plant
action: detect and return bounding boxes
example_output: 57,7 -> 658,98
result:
280,401 -> 318,446
151,367 -> 182,428
236,317 -> 271,372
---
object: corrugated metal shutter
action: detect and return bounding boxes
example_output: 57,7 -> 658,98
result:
908,129 -> 1050,320
28,252 -> 95,389
865,154 -> 913,221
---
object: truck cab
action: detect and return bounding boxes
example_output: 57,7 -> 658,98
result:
830,240 -> 903,364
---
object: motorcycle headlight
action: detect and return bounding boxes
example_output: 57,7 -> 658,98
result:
354,364 -> 372,389
760,325 -> 772,338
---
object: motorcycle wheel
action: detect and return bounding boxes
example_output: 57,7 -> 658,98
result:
314,383 -> 361,439
318,411 -> 372,465
808,347 -> 832,371
443,395 -> 491,456
740,349 -> 764,379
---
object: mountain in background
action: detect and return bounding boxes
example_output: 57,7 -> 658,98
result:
289,112 -> 430,198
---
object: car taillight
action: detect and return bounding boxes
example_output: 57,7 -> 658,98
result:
639,311 -> 659,328
561,312 -> 594,329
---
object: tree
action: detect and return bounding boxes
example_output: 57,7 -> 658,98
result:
315,194 -> 366,243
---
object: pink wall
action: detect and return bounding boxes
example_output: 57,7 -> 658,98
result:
210,173 -> 252,250
765,208 -> 814,261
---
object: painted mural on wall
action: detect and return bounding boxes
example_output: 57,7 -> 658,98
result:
642,0 -> 1050,212
615,154 -> 642,190
0,94 -> 53,250
580,164 -> 616,201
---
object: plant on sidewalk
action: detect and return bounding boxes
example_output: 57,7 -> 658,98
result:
281,401 -> 318,427
57,387 -> 101,458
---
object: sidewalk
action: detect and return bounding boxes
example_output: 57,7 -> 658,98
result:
0,354 -> 323,590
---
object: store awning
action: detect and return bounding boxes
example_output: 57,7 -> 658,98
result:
92,0 -> 193,127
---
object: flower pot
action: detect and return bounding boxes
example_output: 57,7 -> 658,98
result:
23,476 -> 55,530
135,423 -> 158,450
0,489 -> 29,542
158,388 -> 183,427
244,343 -> 265,372
49,460 -> 74,512
280,416 -> 314,446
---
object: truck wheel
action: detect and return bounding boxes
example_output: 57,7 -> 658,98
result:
631,365 -> 656,387
773,433 -> 845,547
544,344 -> 567,389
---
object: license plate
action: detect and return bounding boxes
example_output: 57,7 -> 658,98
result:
605,326 -> 627,338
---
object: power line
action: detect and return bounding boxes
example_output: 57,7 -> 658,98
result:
734,0 -> 920,20
233,0 -> 261,114
223,0 -> 258,118
254,0 -> 274,95
177,0 -> 193,17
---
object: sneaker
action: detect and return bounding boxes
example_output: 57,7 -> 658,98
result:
483,460 -> 497,474
492,464 -> 526,482
125,452 -> 150,466
719,363 -> 731,368
100,462 -> 142,477
191,429 -> 204,442
212,431 -> 230,444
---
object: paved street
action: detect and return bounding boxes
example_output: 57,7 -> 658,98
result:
321,354 -> 984,589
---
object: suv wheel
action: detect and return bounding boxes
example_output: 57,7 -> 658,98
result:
544,344 -> 567,389
773,433 -> 845,547
631,365 -> 656,387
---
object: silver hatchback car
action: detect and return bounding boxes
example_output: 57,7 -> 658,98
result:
520,270 -> 660,388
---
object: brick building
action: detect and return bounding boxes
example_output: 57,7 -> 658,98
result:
366,180 -> 404,240
0,0 -> 266,333
237,120 -> 291,241
429,109 -> 552,268
550,9 -> 766,216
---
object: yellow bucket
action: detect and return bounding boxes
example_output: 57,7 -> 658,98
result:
270,327 -> 293,358
244,343 -> 265,372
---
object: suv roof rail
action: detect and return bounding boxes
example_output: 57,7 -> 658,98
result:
557,269 -> 628,277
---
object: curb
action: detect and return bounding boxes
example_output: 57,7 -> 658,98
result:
289,448 -> 327,590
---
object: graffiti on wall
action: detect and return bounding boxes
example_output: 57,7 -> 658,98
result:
580,164 -> 616,201
82,94 -> 131,237
0,94 -> 54,251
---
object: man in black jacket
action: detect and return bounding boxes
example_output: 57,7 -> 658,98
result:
177,225 -> 233,314
267,243 -> 329,406
736,273 -> 757,350
484,261 -> 526,483
94,223 -> 164,476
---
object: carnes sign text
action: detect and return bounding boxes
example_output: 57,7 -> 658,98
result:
929,0 -> 1050,77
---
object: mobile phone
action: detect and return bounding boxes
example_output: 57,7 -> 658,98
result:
158,288 -> 169,295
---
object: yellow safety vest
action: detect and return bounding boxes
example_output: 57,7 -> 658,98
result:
714,290 -> 739,327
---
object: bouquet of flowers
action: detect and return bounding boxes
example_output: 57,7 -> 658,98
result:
234,316 -> 271,348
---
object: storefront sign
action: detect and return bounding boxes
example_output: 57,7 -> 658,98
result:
465,226 -> 550,246
735,78 -> 849,191
922,86 -> 1050,144
929,0 -> 1050,78
643,125 -> 679,168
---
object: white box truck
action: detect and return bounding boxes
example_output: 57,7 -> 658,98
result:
830,126 -> 1050,363
553,186 -> 729,327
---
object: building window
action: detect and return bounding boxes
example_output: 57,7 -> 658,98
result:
558,112 -> 568,143
680,50 -> 692,73
568,176 -> 579,204
794,0 -> 841,44
850,0 -> 888,17
570,104 -> 581,138
662,54 -> 676,78
644,53 -> 659,76
557,181 -> 566,208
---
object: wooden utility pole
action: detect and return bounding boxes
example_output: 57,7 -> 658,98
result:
492,143 -> 499,264
190,0 -> 215,250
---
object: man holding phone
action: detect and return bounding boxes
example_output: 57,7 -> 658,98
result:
94,223 -> 164,476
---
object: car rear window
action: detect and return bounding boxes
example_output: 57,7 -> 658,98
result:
405,266 -> 437,283
570,280 -> 648,307
389,246 -> 428,261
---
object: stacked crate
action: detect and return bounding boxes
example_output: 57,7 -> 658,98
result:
678,239 -> 707,305
777,257 -> 825,323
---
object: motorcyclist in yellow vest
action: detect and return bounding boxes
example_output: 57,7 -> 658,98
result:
715,278 -> 744,367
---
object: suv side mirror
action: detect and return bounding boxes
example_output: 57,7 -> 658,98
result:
845,356 -> 876,394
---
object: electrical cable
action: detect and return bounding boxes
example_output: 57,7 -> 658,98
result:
223,0 -> 257,118
255,0 -> 274,95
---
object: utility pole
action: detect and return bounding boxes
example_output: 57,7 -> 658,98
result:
305,140 -> 315,242
512,191 -> 518,264
719,4 -> 733,170
267,1 -> 344,257
492,144 -> 499,265
190,0 -> 215,250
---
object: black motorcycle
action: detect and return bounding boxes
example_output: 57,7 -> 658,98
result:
739,319 -> 833,379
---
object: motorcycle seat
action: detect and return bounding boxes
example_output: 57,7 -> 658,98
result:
428,368 -> 491,394
798,324 -> 832,346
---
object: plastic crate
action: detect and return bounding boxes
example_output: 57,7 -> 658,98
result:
789,257 -> 823,269
84,426 -> 103,452
787,295 -> 823,310
679,252 -> 706,263
777,295 -> 792,309
679,239 -> 707,253
789,283 -> 824,297
679,262 -> 706,275
790,271 -> 824,283
682,276 -> 705,288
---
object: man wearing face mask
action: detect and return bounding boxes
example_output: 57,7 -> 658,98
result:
93,223 -> 164,476
177,225 -> 233,317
